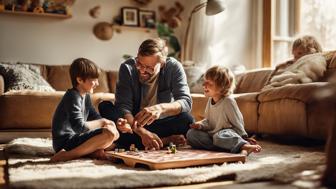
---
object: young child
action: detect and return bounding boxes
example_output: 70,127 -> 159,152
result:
51,58 -> 132,162
186,66 -> 261,155
267,35 -> 323,83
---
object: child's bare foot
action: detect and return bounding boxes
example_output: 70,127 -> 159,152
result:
89,149 -> 107,160
162,135 -> 187,146
241,144 -> 262,156
50,149 -> 71,162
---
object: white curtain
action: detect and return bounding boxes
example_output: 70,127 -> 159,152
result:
185,0 -> 263,72
301,0 -> 336,51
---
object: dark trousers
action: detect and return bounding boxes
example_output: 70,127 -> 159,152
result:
98,101 -> 194,149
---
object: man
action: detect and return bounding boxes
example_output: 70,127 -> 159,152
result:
99,38 -> 193,150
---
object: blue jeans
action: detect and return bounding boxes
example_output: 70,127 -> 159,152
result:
98,101 -> 194,149
186,128 -> 248,153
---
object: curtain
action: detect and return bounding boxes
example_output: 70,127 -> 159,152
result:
185,0 -> 263,72
301,0 -> 336,51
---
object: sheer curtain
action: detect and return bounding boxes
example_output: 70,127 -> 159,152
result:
301,0 -> 336,51
185,0 -> 263,72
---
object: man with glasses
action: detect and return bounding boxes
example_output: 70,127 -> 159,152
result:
99,38 -> 193,150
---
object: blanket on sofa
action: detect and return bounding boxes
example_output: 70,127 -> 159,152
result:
4,138 -> 326,189
264,53 -> 327,90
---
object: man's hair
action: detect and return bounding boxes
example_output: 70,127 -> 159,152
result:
70,58 -> 99,87
205,66 -> 235,96
292,35 -> 322,54
138,38 -> 168,63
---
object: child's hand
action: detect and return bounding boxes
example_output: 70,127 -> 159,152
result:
190,123 -> 202,130
101,118 -> 113,126
116,118 -> 133,134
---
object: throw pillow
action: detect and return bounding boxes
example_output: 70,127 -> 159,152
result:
0,62 -> 55,92
263,53 -> 327,90
184,66 -> 204,93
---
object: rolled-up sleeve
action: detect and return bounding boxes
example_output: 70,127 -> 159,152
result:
171,62 -> 192,113
115,63 -> 134,117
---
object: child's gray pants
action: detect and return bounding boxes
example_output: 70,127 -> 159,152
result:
186,128 -> 247,153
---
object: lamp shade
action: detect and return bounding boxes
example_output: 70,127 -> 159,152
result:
206,0 -> 226,16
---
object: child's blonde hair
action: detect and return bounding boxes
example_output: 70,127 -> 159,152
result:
292,35 -> 322,54
205,66 -> 235,96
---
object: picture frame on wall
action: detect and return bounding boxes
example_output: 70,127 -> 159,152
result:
121,7 -> 139,26
139,10 -> 156,28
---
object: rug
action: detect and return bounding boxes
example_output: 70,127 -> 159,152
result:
5,138 -> 326,189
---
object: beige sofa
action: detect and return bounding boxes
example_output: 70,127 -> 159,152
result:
1,52 -> 335,142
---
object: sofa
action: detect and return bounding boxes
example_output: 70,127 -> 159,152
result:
1,51 -> 335,143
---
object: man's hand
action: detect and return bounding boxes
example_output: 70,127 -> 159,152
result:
190,123 -> 202,130
116,118 -> 133,134
136,128 -> 163,150
135,105 -> 162,127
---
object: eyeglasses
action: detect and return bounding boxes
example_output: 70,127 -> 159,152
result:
135,58 -> 157,73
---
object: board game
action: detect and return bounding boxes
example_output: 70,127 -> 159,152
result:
106,148 -> 246,170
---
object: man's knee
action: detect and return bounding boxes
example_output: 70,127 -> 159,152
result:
179,112 -> 195,124
98,101 -> 113,114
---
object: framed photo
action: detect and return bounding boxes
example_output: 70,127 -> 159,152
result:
139,10 -> 156,28
121,7 -> 139,26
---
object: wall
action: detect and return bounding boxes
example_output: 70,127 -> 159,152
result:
0,0 -> 178,70
0,0 -> 261,71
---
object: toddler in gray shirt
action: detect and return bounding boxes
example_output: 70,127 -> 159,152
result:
186,66 -> 261,155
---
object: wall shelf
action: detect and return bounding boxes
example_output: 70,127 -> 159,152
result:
0,10 -> 72,19
114,25 -> 156,33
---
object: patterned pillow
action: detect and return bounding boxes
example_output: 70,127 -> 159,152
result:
0,62 -> 55,92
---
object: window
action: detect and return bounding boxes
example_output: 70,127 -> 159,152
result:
263,0 -> 336,68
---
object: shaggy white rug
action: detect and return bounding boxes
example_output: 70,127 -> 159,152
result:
5,138 -> 326,189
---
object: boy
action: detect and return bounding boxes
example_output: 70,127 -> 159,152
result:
51,58 -> 131,162
186,66 -> 261,155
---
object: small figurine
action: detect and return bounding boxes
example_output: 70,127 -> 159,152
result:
167,143 -> 177,154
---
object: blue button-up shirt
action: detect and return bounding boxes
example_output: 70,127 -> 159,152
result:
115,57 -> 192,117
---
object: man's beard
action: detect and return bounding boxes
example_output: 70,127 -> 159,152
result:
139,72 -> 152,83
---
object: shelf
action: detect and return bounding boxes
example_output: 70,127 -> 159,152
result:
114,25 -> 156,33
0,10 -> 72,19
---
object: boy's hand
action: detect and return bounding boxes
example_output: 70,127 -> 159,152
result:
101,118 -> 113,125
190,123 -> 202,130
116,118 -> 133,134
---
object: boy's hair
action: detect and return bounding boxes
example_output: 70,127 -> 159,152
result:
292,35 -> 322,54
138,38 -> 168,63
205,66 -> 235,96
70,58 -> 99,87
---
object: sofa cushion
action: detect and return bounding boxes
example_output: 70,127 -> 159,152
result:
46,65 -> 110,93
0,90 -> 64,129
235,69 -> 272,93
46,65 -> 71,91
107,71 -> 118,93
0,91 -> 115,130
0,62 -> 55,92
258,82 -> 328,103
234,93 -> 259,133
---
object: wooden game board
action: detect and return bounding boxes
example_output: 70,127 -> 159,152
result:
106,149 -> 246,170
